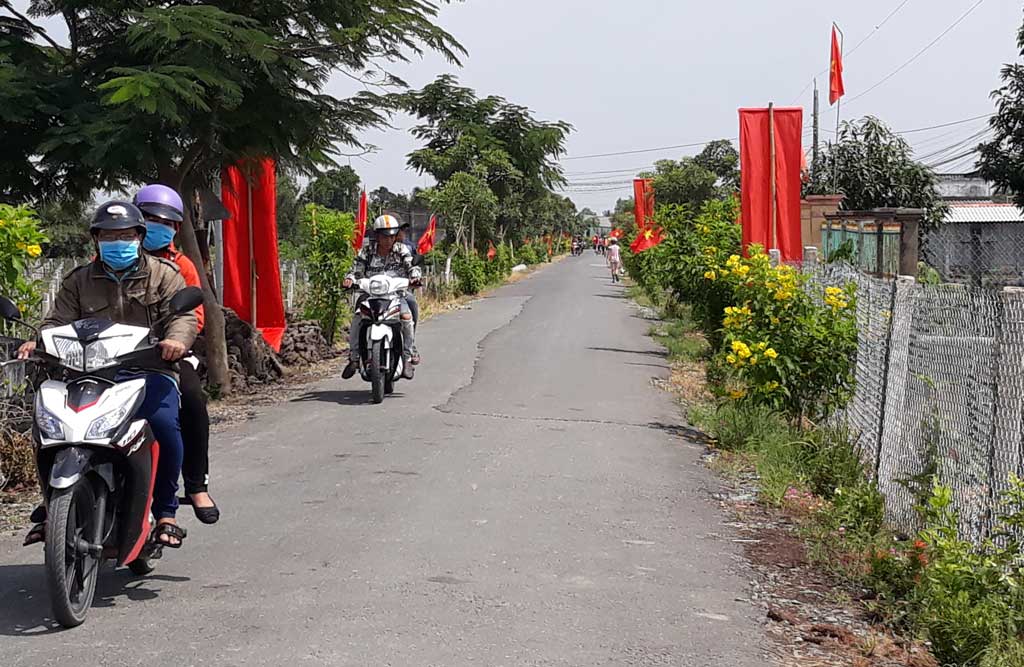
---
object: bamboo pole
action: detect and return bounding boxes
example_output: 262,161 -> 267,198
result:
247,173 -> 257,327
768,102 -> 777,251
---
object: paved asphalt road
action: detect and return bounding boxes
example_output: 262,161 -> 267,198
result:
0,256 -> 766,666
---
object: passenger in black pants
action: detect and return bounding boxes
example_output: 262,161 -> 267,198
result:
177,360 -> 218,523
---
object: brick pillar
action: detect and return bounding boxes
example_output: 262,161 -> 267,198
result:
801,194 -> 844,250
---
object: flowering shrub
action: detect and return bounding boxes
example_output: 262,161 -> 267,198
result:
0,204 -> 48,319
708,247 -> 858,420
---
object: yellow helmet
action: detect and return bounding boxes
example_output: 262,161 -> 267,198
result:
373,214 -> 402,236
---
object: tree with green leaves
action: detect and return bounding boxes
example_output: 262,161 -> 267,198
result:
425,170 -> 498,252
3,1 -> 464,393
641,140 -> 739,209
807,116 -> 947,226
978,14 -> 1024,208
304,166 -> 361,213
403,75 -> 573,240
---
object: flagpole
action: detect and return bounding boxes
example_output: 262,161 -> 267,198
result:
768,102 -> 777,252
832,22 -> 844,194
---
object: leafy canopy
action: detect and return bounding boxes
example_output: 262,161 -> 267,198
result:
807,116 -> 947,226
978,13 -> 1024,208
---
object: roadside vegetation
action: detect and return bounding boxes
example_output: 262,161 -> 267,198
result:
627,196 -> 1024,666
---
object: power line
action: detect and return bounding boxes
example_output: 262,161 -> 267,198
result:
560,112 -> 991,168
845,0 -> 987,105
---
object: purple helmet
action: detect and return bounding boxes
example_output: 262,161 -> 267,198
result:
133,184 -> 184,223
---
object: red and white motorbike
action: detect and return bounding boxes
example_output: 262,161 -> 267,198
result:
0,287 -> 203,627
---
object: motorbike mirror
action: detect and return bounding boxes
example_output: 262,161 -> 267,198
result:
0,296 -> 22,322
169,287 -> 204,315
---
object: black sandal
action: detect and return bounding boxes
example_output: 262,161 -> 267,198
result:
151,522 -> 187,549
180,494 -> 220,525
23,523 -> 45,547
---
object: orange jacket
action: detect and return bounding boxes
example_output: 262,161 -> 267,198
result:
157,245 -> 205,333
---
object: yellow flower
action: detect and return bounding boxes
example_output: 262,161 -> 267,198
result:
724,306 -> 735,315
770,316 -> 780,325
749,355 -> 758,365
825,286 -> 843,297
728,389 -> 747,400
730,340 -> 752,359
756,342 -> 767,351
704,270 -> 717,281
764,381 -> 780,393
15,242 -> 25,250
774,290 -> 792,301
703,246 -> 717,255
732,264 -> 750,277
26,244 -> 41,258
725,254 -> 741,268
726,353 -> 738,365
765,348 -> 778,359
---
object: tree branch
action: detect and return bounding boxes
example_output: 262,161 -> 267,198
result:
0,1 -> 67,55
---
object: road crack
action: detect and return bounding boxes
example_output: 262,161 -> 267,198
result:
433,406 -> 708,439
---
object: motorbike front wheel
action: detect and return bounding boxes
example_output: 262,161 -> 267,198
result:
45,482 -> 103,628
369,340 -> 385,404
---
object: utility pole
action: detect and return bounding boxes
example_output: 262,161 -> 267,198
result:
812,79 -> 820,177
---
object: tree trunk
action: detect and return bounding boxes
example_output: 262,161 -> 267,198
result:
164,168 -> 232,396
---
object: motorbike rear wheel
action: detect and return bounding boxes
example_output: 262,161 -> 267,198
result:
369,340 -> 385,404
45,482 -> 103,628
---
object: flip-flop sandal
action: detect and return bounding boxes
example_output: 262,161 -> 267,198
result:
411,354 -> 421,366
151,522 -> 188,549
22,523 -> 45,547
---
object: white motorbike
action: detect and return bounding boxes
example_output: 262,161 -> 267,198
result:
0,287 -> 203,628
350,274 -> 413,404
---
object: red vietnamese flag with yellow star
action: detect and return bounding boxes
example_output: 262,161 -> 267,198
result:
417,214 -> 437,254
829,26 -> 844,105
630,225 -> 663,253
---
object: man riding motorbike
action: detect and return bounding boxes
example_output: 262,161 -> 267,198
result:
341,214 -> 421,380
134,184 -> 219,525
18,201 -> 198,549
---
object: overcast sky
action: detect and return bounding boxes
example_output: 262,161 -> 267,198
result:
13,0 -> 1024,213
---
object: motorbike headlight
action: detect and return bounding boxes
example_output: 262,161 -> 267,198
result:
51,336 -> 84,371
84,337 -> 129,372
85,384 -> 144,440
368,278 -> 389,296
34,393 -> 64,440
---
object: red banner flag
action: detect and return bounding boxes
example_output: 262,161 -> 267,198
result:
417,214 -> 437,254
353,190 -> 368,250
610,228 -> 624,239
829,26 -> 844,106
221,158 -> 287,351
633,178 -> 654,230
739,107 -> 804,262
487,241 -> 497,261
630,225 -> 664,254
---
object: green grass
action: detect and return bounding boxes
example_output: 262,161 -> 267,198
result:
646,304 -> 710,363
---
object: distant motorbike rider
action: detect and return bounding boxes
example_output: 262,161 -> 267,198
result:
342,214 -> 421,380
18,201 -> 198,549
134,184 -> 219,525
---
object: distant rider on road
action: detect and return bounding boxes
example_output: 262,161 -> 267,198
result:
342,214 -> 421,380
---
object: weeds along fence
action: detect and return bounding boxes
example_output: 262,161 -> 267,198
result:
806,262 -> 1024,544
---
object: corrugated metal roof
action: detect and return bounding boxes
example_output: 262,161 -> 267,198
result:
945,203 -> 1024,224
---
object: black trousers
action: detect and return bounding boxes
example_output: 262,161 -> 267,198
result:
178,361 -> 211,495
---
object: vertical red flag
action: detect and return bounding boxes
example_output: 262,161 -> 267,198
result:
486,241 -> 497,261
633,178 -> 654,230
829,26 -> 844,105
352,190 -> 368,250
417,214 -> 437,254
220,157 -> 287,351
739,107 -> 804,262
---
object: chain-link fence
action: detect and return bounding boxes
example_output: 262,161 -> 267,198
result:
807,262 -> 1024,543
922,222 -> 1024,288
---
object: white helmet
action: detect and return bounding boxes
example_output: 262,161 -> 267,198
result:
373,214 -> 402,237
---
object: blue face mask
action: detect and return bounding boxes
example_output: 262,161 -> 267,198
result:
143,222 -> 176,251
98,240 -> 141,271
